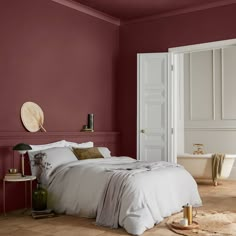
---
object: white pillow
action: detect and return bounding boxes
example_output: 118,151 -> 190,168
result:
29,140 -> 66,152
64,140 -> 94,148
28,147 -> 77,185
98,147 -> 111,158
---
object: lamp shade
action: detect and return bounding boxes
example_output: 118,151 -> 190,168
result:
13,143 -> 32,152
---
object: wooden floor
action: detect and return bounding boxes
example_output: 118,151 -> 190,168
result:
0,180 -> 235,236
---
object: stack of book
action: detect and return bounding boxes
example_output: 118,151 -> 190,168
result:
4,173 -> 22,180
31,209 -> 56,219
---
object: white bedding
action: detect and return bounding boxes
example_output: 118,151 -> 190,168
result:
46,157 -> 202,235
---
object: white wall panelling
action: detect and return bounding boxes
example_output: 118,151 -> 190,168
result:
221,47 -> 236,120
184,47 -> 236,179
189,50 -> 214,121
184,48 -> 236,128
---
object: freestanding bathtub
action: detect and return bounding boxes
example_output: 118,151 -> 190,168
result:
177,153 -> 236,185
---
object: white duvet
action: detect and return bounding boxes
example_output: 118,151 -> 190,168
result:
46,157 -> 202,235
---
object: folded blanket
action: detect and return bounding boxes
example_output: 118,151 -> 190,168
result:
96,161 -> 180,228
212,153 -> 225,183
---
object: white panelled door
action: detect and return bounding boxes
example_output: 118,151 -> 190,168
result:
137,53 -> 170,162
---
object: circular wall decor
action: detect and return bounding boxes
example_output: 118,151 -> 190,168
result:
21,101 -> 46,132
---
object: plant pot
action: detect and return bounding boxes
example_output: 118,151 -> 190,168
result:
32,184 -> 47,211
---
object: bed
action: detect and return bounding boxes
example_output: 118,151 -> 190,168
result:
28,140 -> 202,235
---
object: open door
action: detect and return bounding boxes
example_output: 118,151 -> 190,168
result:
137,53 -> 173,162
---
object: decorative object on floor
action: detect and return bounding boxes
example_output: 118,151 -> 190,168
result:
166,210 -> 236,235
13,143 -> 32,176
182,203 -> 197,225
21,101 -> 46,132
193,144 -> 204,155
31,152 -> 51,211
170,221 -> 199,230
32,184 -> 48,211
31,208 -> 55,219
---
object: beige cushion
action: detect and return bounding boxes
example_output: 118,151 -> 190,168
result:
73,147 -> 104,160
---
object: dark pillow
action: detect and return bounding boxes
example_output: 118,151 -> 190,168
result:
73,147 -> 104,160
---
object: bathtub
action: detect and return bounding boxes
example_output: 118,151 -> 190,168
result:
177,153 -> 236,185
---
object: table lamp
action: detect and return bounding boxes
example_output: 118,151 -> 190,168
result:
13,143 -> 32,176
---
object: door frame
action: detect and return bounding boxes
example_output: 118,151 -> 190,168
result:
169,38 -> 236,163
137,38 -> 236,163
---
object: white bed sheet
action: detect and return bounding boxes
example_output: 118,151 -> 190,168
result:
46,157 -> 202,235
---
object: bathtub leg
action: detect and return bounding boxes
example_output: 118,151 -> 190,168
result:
214,180 -> 218,186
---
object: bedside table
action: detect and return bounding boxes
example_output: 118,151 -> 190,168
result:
3,175 -> 36,215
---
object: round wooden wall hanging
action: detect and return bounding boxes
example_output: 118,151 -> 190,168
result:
21,101 -> 46,132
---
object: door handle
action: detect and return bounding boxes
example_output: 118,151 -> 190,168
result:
141,129 -> 145,133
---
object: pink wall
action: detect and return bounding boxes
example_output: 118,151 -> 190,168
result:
118,4 -> 236,158
0,0 -> 119,132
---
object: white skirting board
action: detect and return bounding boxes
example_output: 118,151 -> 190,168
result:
229,167 -> 236,180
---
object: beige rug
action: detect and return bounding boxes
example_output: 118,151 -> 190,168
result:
166,210 -> 236,236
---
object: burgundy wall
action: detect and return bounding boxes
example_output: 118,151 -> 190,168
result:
0,0 -> 119,213
1,0 -> 236,212
118,4 -> 236,158
0,0 -> 119,132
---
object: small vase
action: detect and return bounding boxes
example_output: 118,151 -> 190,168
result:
32,183 -> 47,211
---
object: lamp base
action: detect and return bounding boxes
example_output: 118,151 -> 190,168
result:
21,154 -> 25,177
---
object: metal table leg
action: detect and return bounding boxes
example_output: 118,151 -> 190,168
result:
3,180 -> 5,216
30,180 -> 32,209
25,181 -> 27,209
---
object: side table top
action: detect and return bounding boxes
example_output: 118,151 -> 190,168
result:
4,175 -> 36,182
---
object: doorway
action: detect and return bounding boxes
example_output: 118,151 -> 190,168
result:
169,38 -> 236,179
137,38 -> 236,169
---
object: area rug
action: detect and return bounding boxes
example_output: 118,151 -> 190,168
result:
166,210 -> 236,236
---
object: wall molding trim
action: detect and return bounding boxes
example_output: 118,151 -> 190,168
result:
0,131 -> 120,155
169,39 -> 236,54
0,131 -> 120,145
51,0 -> 235,26
51,0 -> 120,26
185,127 -> 236,131
221,47 -> 236,120
212,50 -> 216,120
221,48 -> 226,120
122,0 -> 236,25
189,50 -> 215,121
